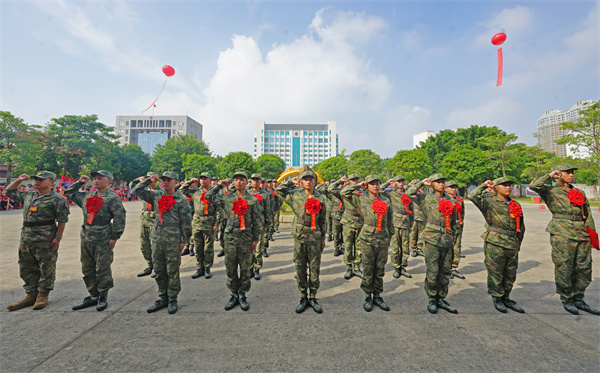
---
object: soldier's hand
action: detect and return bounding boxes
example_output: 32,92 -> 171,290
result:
213,226 -> 217,235
150,174 -> 159,183
79,175 -> 90,183
321,241 -> 325,252
549,170 -> 561,179
139,176 -> 146,182
109,239 -> 117,252
17,174 -> 30,181
180,243 -> 186,252
190,178 -> 198,183
218,180 -> 228,186
422,178 -> 431,186
292,177 -> 299,183
340,176 -> 348,182
359,181 -> 367,189
50,238 -> 60,251
484,180 -> 494,188
251,241 -> 258,253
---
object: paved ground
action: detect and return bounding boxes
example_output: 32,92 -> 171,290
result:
1,201 -> 599,372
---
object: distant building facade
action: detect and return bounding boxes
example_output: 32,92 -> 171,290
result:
413,130 -> 436,148
115,115 -> 203,154
537,100 -> 593,157
254,121 -> 339,168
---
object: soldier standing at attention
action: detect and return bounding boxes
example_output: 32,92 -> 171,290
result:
130,172 -> 160,278
328,174 -> 364,279
381,175 -> 414,279
248,174 -> 272,280
134,171 -> 191,314
530,164 -> 599,315
276,168 -> 327,313
216,178 -> 232,257
261,177 -> 275,256
6,171 -> 70,311
181,173 -> 218,280
342,175 -> 393,312
407,174 -> 459,314
66,170 -> 126,312
445,181 -> 466,280
205,172 -> 262,311
469,177 -> 526,313
409,179 -> 426,257
265,179 -> 280,244
328,180 -> 345,257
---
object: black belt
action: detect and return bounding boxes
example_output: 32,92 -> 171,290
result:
84,218 -> 110,226
226,219 -> 253,230
487,226 -> 518,237
553,214 -> 583,221
23,220 -> 55,228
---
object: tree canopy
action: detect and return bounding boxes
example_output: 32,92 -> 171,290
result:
254,154 -> 286,179
218,151 -> 254,178
313,156 -> 348,181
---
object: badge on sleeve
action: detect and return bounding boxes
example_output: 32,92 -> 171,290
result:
29,206 -> 38,212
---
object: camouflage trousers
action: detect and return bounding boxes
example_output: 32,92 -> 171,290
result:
332,218 -> 343,250
409,220 -> 426,250
484,242 -> 518,299
452,225 -> 464,270
80,238 -> 113,297
218,219 -> 227,249
18,240 -> 57,292
390,227 -> 410,269
358,239 -> 389,297
139,225 -> 153,268
223,233 -> 253,296
253,231 -> 266,271
193,228 -> 215,269
550,236 -> 592,302
423,242 -> 453,301
293,241 -> 322,297
273,210 -> 280,230
152,241 -> 181,301
342,225 -> 361,268
326,209 -> 332,235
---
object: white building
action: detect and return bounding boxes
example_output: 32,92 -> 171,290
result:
254,121 -> 339,168
537,100 -> 594,157
413,130 -> 436,148
115,115 -> 203,154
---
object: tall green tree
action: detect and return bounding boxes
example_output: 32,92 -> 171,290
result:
218,151 -> 254,178
254,154 -> 286,179
0,112 -> 43,183
313,156 -> 348,181
182,154 -> 218,179
347,149 -> 385,178
482,133 -> 518,178
151,135 -> 211,175
117,144 -> 152,182
438,148 -> 493,187
387,149 -> 433,181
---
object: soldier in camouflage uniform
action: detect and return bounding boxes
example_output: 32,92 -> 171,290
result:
6,171 -> 70,311
530,164 -> 599,315
342,175 -> 394,312
179,181 -> 196,257
216,178 -> 232,257
409,179 -> 426,257
328,174 -> 364,279
266,179 -> 280,244
247,174 -> 272,280
407,174 -> 459,314
66,170 -> 126,312
276,169 -> 327,313
134,171 -> 192,315
181,172 -> 218,280
445,181 -> 466,280
130,172 -> 161,277
327,180 -> 345,257
469,177 -> 526,313
205,172 -> 263,311
381,175 -> 414,279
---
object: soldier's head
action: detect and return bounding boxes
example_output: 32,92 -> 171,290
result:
199,173 -> 212,189
493,177 -> 513,199
91,170 -> 113,191
348,174 -> 360,185
233,172 -> 249,191
445,181 -> 458,196
393,175 -> 405,190
428,174 -> 446,194
300,174 -> 316,191
553,164 -> 577,184
160,171 -> 179,192
365,175 -> 381,195
32,171 -> 56,192
250,174 -> 262,190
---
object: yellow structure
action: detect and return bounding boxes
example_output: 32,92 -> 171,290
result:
276,168 -> 324,185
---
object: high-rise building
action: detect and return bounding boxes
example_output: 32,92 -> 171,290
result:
413,130 -> 436,148
537,100 -> 593,157
115,115 -> 203,154
254,121 -> 339,168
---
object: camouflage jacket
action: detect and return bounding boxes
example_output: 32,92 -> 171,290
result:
267,188 -> 282,211
341,184 -> 394,241
206,184 -> 263,242
276,180 -> 327,243
180,181 -> 219,230
530,174 -> 596,241
469,183 -> 525,249
381,182 -> 414,230
65,182 -> 126,241
129,179 -> 162,228
7,189 -> 70,244
449,195 -> 465,229
133,179 -> 192,244
315,183 -> 334,211
328,180 -> 363,229
407,181 -> 459,248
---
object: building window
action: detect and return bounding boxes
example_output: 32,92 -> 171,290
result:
179,129 -> 184,133
179,121 -> 184,126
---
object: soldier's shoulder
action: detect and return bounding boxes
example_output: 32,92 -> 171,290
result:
51,191 -> 68,201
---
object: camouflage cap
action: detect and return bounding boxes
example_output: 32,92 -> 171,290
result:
552,163 -> 578,172
211,176 -> 218,180
365,174 -> 381,183
410,179 -> 420,184
32,170 -> 57,180
330,179 -> 337,183
392,175 -> 405,182
429,173 -> 446,182
250,173 -> 262,180
300,170 -> 317,180
91,170 -> 114,180
233,171 -> 248,180
445,180 -> 458,187
225,178 -> 233,183
492,177 -> 514,186
262,178 -> 267,183
161,171 -> 179,181
348,173 -> 360,180
199,172 -> 212,179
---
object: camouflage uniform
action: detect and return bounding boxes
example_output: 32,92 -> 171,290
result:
409,193 -> 426,254
130,177 -> 161,270
328,179 -> 364,271
530,172 -> 596,304
276,180 -> 327,297
248,182 -> 273,273
133,177 -> 192,302
267,185 -> 281,237
469,182 -> 525,299
381,180 -> 414,271
6,186 -> 70,293
342,182 -> 393,298
65,179 -> 126,298
450,195 -> 465,271
205,182 -> 263,297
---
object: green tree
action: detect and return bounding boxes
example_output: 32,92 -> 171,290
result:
182,154 -> 218,179
151,135 -> 211,175
520,145 -> 562,182
218,151 -> 254,178
387,149 -> 433,181
438,148 -> 493,187
313,156 -> 348,181
0,112 -> 43,183
482,133 -> 518,178
117,144 -> 152,182
254,154 -> 286,179
347,149 -> 385,178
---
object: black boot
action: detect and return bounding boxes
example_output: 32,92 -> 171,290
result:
217,249 -> 225,257
191,268 -> 205,279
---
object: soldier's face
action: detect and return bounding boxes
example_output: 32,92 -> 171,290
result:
349,178 -> 359,185
495,183 -> 512,198
445,186 -> 457,196
301,176 -> 316,190
432,180 -> 445,193
33,177 -> 53,191
367,181 -> 380,194
199,177 -> 211,189
396,180 -> 405,189
559,170 -> 575,183
251,178 -> 261,189
234,177 -> 248,191
161,177 -> 178,190
93,175 -> 110,190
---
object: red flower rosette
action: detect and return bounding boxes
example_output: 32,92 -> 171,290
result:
438,199 -> 455,231
232,198 -> 249,230
508,200 -> 523,232
567,189 -> 586,219
401,193 -> 413,214
372,199 -> 388,231
305,197 -> 322,230
253,192 -> 263,204
270,190 -> 276,197
85,195 -> 104,224
455,197 -> 463,225
200,192 -> 210,215
157,195 -> 176,224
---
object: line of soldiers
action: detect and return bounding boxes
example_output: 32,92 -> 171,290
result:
6,163 -> 599,316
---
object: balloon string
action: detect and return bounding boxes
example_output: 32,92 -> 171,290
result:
496,48 -> 503,86
143,78 -> 167,113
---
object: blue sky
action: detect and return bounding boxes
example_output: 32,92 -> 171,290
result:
1,0 -> 598,158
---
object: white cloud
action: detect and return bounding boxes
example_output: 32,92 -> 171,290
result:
383,105 -> 431,150
473,5 -> 534,48
446,96 -> 521,129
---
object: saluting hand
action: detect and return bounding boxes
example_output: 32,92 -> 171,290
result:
218,180 -> 228,187
422,178 -> 431,186
484,180 -> 494,188
150,174 -> 159,183
359,181 -> 367,189
17,174 -> 30,181
549,170 -> 561,179
79,175 -> 90,183
340,176 -> 348,182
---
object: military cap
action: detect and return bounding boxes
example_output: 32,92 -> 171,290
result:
161,171 -> 179,181
32,170 -> 57,180
91,170 -> 114,180
552,163 -> 578,172
348,173 -> 360,180
233,171 -> 248,180
225,178 -> 233,183
330,179 -> 337,183
199,172 -> 212,179
445,180 -> 458,187
392,175 -> 405,182
492,177 -> 514,186
250,173 -> 262,180
211,176 -> 218,180
146,171 -> 158,177
365,174 -> 381,183
300,170 -> 317,180
428,173 -> 446,182
262,178 -> 266,183
410,179 -> 420,184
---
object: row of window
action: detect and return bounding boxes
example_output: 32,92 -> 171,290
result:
262,130 -> 331,136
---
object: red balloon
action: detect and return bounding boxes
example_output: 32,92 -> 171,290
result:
162,65 -> 175,77
491,33 -> 507,46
